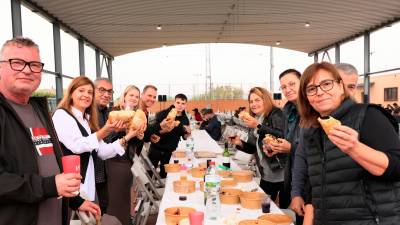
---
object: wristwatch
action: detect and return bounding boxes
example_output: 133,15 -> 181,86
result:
257,124 -> 262,129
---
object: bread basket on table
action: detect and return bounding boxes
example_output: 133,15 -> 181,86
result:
239,191 -> 266,209
164,207 -> 196,225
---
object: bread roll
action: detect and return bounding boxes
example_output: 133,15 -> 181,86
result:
317,116 -> 341,134
167,108 -> 177,120
238,111 -> 251,120
108,110 -> 135,123
263,134 -> 282,144
174,120 -> 181,127
130,109 -> 147,130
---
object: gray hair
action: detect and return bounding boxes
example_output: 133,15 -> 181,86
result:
1,37 -> 39,60
94,77 -> 112,87
335,63 -> 358,76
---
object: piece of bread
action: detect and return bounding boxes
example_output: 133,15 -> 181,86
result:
317,116 -> 341,134
263,134 -> 282,144
167,108 -> 177,120
108,110 -> 135,123
174,120 -> 181,127
238,111 -> 251,120
130,109 -> 147,130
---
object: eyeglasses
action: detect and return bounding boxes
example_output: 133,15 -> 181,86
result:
96,87 -> 114,95
280,81 -> 297,91
305,79 -> 340,96
0,58 -> 44,73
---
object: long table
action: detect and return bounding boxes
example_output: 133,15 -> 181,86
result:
155,130 -> 292,225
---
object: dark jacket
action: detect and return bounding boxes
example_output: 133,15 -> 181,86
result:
304,98 -> 400,225
239,107 -> 287,172
150,106 -> 190,152
200,115 -> 221,141
0,94 -> 82,225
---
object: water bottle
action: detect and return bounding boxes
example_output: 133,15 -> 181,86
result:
204,161 -> 221,220
185,137 -> 194,168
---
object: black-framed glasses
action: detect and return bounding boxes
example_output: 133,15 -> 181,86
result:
96,87 -> 114,95
306,79 -> 340,96
0,58 -> 44,73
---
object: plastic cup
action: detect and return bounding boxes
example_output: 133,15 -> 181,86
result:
189,211 -> 204,225
261,196 -> 271,213
62,155 -> 80,174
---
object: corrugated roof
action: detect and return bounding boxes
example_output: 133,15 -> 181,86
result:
27,0 -> 400,57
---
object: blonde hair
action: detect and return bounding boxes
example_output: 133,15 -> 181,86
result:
118,85 -> 141,110
247,87 -> 276,117
57,76 -> 99,131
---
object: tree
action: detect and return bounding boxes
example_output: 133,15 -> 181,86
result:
192,85 -> 244,100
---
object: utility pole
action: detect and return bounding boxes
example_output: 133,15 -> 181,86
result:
270,47 -> 274,93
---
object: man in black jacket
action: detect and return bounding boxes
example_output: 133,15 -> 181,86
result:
0,37 -> 98,225
200,108 -> 221,141
148,93 -> 191,178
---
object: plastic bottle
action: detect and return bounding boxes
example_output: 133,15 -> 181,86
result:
185,137 -> 195,168
204,161 -> 221,220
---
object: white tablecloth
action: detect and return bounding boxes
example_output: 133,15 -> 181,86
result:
155,130 -> 292,225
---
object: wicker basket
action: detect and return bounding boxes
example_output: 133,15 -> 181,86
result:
221,179 -> 237,188
164,164 -> 181,173
173,180 -> 196,194
164,207 -> 196,225
239,192 -> 265,209
199,181 -> 204,192
190,167 -> 206,178
217,170 -> 232,178
172,151 -> 186,158
238,220 -> 275,225
232,170 -> 253,183
258,214 -> 293,225
220,188 -> 242,204
198,162 -> 207,168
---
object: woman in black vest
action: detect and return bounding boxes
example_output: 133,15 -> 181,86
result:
297,62 -> 400,225
52,77 -> 139,217
231,87 -> 288,205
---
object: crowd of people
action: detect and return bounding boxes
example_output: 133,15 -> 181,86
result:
0,36 -> 399,225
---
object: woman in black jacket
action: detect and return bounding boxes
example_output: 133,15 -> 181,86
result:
298,62 -> 400,225
232,87 -> 288,204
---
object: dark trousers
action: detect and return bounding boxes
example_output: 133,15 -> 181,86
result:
148,146 -> 172,178
260,179 -> 290,208
96,181 -> 109,214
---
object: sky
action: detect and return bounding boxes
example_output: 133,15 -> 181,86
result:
1,1 -> 400,99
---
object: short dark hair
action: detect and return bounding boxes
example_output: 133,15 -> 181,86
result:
175,93 -> 187,101
279,69 -> 301,80
143,84 -> 157,93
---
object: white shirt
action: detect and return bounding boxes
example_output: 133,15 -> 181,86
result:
52,107 -> 125,201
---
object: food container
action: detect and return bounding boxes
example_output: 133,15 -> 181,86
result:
239,192 -> 265,209
164,164 -> 181,173
173,180 -> 196,194
199,181 -> 204,192
238,219 -> 274,225
220,188 -> 242,204
172,151 -> 186,158
258,214 -> 293,225
232,170 -> 253,182
198,162 -> 207,168
221,179 -> 237,188
164,206 -> 196,225
190,167 -> 206,178
217,169 -> 232,178
194,151 -> 217,158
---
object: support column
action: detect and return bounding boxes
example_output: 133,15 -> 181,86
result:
363,32 -> 370,103
53,22 -> 63,103
11,0 -> 22,37
106,57 -> 113,83
335,44 -> 340,63
95,49 -> 101,78
314,53 -> 318,63
79,38 -> 85,76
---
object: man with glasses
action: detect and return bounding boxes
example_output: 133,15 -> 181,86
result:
0,37 -> 99,225
93,78 -> 114,215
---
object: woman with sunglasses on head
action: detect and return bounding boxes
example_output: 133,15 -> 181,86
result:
231,87 -> 288,205
298,62 -> 400,225
52,77 -> 139,219
106,85 -> 146,225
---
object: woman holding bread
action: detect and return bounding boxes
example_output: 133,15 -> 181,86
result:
52,77 -> 139,217
298,62 -> 400,225
107,84 -> 147,225
232,87 -> 287,204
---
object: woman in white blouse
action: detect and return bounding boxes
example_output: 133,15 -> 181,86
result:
52,77 -> 138,212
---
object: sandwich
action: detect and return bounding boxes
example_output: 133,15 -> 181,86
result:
108,110 -> 135,123
263,134 -> 282,145
167,108 -> 177,120
317,116 -> 341,134
130,109 -> 147,130
238,111 -> 251,120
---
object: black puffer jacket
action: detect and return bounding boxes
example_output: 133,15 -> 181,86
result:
304,98 -> 400,225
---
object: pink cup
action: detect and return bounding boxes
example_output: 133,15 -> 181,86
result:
189,211 -> 204,225
62,155 -> 80,174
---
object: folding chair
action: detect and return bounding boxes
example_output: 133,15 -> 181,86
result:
139,144 -> 165,188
